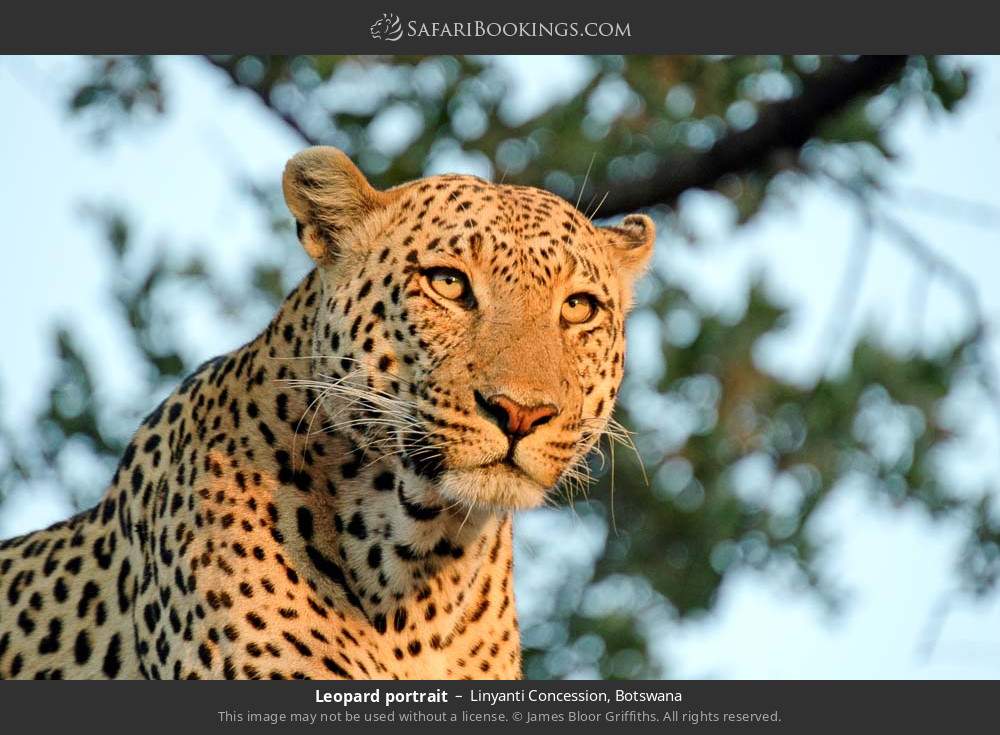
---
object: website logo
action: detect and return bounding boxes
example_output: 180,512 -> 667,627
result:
370,13 -> 404,41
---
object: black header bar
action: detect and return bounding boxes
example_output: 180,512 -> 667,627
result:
1,1 -> 999,53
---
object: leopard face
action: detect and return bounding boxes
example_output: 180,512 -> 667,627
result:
284,147 -> 655,512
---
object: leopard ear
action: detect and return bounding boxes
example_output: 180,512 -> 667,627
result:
282,146 -> 389,262
601,213 -> 655,277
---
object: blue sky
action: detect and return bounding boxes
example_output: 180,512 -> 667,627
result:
0,55 -> 998,678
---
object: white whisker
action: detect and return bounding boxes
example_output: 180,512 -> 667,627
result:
575,152 -> 597,211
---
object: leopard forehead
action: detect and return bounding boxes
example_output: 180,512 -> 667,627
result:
395,174 -> 605,248
374,174 -> 622,299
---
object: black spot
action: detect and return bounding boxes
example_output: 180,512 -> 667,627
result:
143,602 -> 161,632
404,431 -> 445,481
130,466 -> 144,496
258,422 -> 275,445
101,497 -> 117,525
293,470 -> 312,493
167,403 -> 183,423
74,630 -> 92,665
282,631 -> 312,657
198,642 -> 213,668
304,545 -> 364,612
120,442 -> 137,470
393,607 -> 408,633
373,471 -> 394,492
397,485 -> 442,521
296,507 -> 314,541
17,610 -> 34,634
367,544 -> 383,569
433,538 -> 464,559
116,558 -> 131,613
143,399 -> 167,428
77,580 -> 99,618
102,634 -> 122,678
469,598 -> 490,622
322,657 -> 352,679
393,543 -> 423,561
346,512 -> 367,540
341,457 -> 361,479
93,534 -> 115,569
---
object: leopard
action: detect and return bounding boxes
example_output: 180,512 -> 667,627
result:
0,146 -> 654,679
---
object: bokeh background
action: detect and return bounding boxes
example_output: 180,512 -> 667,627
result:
0,55 -> 998,679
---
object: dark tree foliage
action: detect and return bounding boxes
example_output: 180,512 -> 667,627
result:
1,55 -> 996,679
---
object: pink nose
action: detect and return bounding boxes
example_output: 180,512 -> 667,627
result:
477,392 -> 559,438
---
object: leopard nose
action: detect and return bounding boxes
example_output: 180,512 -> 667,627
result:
475,391 -> 559,438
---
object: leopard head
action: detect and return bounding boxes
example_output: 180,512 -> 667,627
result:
283,147 -> 654,512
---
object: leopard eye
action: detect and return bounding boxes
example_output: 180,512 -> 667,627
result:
425,268 -> 471,303
561,293 -> 598,325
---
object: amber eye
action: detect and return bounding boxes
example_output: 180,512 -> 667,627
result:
561,293 -> 598,325
425,268 -> 471,303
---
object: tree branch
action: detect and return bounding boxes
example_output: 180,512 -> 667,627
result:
202,55 -> 318,145
202,54 -> 911,222
816,208 -> 873,376
599,55 -> 910,216
826,170 -> 1000,438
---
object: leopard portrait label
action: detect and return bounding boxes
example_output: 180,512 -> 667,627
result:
0,147 -> 654,680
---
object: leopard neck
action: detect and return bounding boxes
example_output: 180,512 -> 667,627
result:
249,269 -> 517,646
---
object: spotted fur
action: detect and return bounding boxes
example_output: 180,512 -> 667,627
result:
0,147 -> 654,679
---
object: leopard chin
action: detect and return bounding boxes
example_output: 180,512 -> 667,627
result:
436,465 -> 550,512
